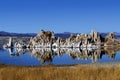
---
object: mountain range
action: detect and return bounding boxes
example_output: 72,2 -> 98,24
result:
0,31 -> 120,39
0,31 -> 36,37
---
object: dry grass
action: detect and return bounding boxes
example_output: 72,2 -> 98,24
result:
0,64 -> 120,80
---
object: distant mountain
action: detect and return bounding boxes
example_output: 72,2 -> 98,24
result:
0,31 -> 37,37
0,31 -> 120,39
0,31 -> 72,38
55,33 -> 71,39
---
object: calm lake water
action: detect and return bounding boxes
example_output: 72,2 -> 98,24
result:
0,48 -> 120,66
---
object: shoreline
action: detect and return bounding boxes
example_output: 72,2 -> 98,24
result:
1,61 -> 120,67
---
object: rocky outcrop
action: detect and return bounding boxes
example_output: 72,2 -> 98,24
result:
90,30 -> 102,44
104,32 -> 115,46
29,29 -> 56,47
4,29 -> 116,48
28,29 -> 105,48
4,29 -> 120,49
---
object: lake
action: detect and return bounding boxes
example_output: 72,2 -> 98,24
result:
0,47 -> 120,66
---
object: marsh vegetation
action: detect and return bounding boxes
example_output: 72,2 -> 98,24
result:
0,64 -> 120,80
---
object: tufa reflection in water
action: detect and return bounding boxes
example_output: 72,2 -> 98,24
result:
4,47 -> 118,64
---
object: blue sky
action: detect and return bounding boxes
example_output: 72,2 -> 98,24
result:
0,0 -> 120,33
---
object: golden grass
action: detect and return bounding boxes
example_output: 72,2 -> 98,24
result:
0,64 -> 120,80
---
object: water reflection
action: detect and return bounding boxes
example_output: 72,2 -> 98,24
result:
29,48 -> 54,64
7,48 -> 27,56
5,47 -> 118,64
